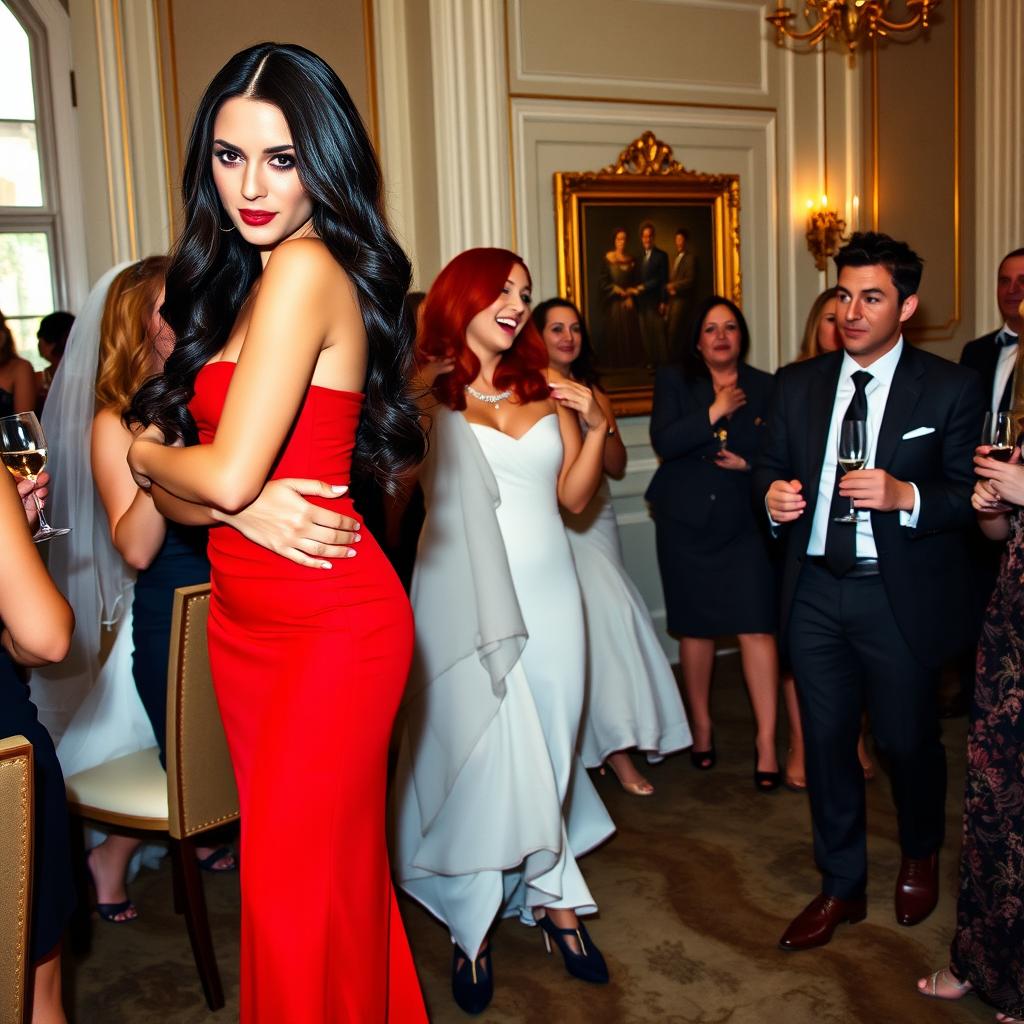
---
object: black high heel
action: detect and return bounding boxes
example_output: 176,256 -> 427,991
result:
753,746 -> 781,792
451,942 -> 493,1015
690,732 -> 716,771
538,915 -> 609,984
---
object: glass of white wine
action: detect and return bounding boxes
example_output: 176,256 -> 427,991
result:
834,419 -> 868,523
0,412 -> 70,542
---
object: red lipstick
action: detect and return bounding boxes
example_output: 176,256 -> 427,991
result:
239,209 -> 277,226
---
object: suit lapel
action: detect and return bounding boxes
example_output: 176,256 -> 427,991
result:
804,354 -> 843,512
978,331 -> 1001,380
875,345 -> 925,470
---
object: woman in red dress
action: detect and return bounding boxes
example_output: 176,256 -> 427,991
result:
127,44 -> 428,1022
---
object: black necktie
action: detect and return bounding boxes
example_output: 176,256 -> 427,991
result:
823,370 -> 873,576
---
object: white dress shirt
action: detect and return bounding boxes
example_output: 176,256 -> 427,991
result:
991,324 -> 1018,414
805,338 -> 921,557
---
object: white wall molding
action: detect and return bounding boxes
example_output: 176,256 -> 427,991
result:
429,0 -> 512,261
508,0 -> 773,101
373,0 -> 421,279
975,0 -> 1024,330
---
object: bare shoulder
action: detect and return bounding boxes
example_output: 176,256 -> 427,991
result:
11,356 -> 34,381
262,235 -> 342,276
92,405 -> 125,436
263,237 -> 352,291
91,406 -> 131,451
257,238 -> 360,345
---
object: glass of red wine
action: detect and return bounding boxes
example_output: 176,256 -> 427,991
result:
982,411 -> 1017,462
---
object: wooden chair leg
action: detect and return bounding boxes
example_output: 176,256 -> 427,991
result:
67,813 -> 92,955
170,841 -> 185,915
170,836 -> 224,1011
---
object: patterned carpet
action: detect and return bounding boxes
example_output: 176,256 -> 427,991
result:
65,654 -> 992,1023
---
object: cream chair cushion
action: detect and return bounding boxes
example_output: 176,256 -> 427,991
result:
64,747 -> 168,830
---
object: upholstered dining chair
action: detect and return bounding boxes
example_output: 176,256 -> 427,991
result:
0,734 -> 33,1024
64,584 -> 239,1011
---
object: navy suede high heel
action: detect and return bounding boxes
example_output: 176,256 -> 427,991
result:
538,915 -> 609,984
451,942 -> 493,1015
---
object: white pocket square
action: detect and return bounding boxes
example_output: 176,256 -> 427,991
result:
901,426 -> 935,440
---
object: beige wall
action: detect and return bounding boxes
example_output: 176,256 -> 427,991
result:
867,0 -> 973,360
155,0 -> 374,236
66,0 -> 376,286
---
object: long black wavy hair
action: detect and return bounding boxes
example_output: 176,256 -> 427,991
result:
129,42 -> 426,494
530,298 -> 601,388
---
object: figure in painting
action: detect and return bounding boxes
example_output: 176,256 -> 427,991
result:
597,228 -> 645,370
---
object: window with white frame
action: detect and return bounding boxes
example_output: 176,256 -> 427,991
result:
0,0 -> 61,370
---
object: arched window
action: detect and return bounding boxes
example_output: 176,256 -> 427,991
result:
0,0 -> 61,368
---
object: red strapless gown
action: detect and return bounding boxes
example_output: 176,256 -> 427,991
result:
190,361 -> 426,1023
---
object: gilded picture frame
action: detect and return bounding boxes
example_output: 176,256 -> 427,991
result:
554,132 -> 742,416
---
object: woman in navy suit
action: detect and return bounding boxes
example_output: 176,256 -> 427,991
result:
646,296 -> 781,788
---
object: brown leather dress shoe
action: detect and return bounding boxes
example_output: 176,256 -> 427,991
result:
895,852 -> 939,926
778,893 -> 867,951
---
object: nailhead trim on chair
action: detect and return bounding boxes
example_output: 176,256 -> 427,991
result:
0,751 -> 32,1019
173,592 -> 239,836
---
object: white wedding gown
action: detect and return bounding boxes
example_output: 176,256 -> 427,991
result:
394,408 -> 615,960
563,476 -> 691,766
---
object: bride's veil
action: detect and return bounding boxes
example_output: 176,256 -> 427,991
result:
33,263 -> 157,770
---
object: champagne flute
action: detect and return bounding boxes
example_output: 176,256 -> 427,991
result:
0,412 -> 71,542
834,419 -> 867,523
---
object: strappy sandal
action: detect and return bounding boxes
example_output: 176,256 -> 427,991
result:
86,847 -> 138,924
197,845 -> 237,872
917,967 -> 971,1000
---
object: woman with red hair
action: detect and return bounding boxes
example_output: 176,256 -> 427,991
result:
394,248 -> 616,1014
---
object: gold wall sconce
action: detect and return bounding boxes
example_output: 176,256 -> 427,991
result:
805,195 -> 849,271
767,0 -> 940,54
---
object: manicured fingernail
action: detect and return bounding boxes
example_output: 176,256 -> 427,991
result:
354,533 -> 361,542
331,484 -> 348,493
346,549 -> 357,557
320,561 -> 332,569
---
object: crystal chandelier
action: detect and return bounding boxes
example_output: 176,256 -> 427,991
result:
767,0 -> 940,53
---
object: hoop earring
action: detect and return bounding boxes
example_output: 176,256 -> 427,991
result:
219,222 -> 236,233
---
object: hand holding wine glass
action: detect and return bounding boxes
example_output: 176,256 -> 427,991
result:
974,442 -> 1024,506
0,413 -> 69,542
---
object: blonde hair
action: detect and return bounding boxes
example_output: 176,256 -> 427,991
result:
797,287 -> 839,361
94,256 -> 170,415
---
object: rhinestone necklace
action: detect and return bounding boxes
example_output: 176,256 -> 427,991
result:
465,384 -> 513,408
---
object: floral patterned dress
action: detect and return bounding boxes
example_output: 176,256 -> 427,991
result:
951,510 -> 1024,1018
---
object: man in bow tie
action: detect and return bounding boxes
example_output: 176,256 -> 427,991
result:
754,232 -> 983,953
945,248 -> 1024,717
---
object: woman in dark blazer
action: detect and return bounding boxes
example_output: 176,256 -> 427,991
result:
646,295 -> 781,788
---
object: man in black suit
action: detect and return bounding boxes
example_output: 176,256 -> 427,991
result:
636,221 -> 669,366
946,248 -> 1024,716
960,247 -> 1024,413
754,232 -> 983,952
665,228 -> 697,358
